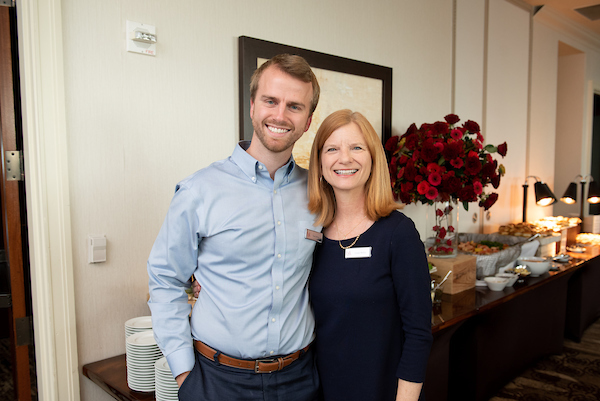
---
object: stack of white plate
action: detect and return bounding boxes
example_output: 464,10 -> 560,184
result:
155,357 -> 179,401
126,330 -> 163,392
124,316 -> 152,339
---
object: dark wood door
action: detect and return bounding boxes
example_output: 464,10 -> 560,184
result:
0,6 -> 33,401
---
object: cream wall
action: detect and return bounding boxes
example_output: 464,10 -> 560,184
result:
58,1 -> 454,400
16,0 -> 600,400
529,6 -> 600,221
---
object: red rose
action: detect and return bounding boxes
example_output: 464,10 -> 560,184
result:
404,163 -> 418,181
417,181 -> 430,195
480,193 -> 498,210
491,174 -> 501,189
473,181 -> 483,195
385,136 -> 399,152
497,142 -> 508,157
464,120 -> 480,133
441,176 -> 462,194
403,123 -> 418,136
442,140 -> 463,161
444,114 -> 460,125
399,192 -> 412,204
465,156 -> 482,175
404,133 -> 419,150
481,161 -> 496,179
421,139 -> 440,162
432,121 -> 448,135
459,187 -> 477,203
401,181 -> 414,194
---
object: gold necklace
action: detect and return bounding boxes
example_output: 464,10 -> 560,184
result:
336,216 -> 367,250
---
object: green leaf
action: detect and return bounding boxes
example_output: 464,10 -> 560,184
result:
463,201 -> 469,211
484,144 -> 497,153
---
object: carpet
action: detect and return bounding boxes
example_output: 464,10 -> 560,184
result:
0,337 -> 37,401
491,318 -> 600,401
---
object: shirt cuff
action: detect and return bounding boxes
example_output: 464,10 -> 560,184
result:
166,347 -> 195,379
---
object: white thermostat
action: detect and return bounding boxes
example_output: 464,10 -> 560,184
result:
88,235 -> 107,264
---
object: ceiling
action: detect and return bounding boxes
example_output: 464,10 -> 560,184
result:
522,0 -> 600,36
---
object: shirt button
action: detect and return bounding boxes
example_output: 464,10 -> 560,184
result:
252,177 -> 256,182
272,318 -> 276,322
277,254 -> 281,258
270,351 -> 274,355
275,286 -> 280,290
277,221 -> 281,225
259,165 -> 263,170
273,190 -> 277,194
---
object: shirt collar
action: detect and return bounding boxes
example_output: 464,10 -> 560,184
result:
232,141 -> 297,185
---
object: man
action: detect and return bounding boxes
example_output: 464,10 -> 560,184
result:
148,53 -> 322,400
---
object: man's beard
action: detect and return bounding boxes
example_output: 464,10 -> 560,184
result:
252,119 -> 303,153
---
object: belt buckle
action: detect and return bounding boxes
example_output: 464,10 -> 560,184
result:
254,358 -> 276,373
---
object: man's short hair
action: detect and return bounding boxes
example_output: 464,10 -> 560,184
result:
249,54 -> 320,116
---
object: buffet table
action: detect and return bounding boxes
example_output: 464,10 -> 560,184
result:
424,251 -> 597,401
83,252 -> 599,401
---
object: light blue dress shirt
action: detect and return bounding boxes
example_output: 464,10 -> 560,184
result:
148,141 -> 319,378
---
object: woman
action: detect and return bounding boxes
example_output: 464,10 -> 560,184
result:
307,109 -> 432,401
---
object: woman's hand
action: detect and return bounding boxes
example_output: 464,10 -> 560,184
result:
176,371 -> 190,388
191,280 -> 201,298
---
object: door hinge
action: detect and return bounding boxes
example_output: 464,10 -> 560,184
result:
0,0 -> 15,8
5,150 -> 23,181
15,316 -> 33,346
0,293 -> 11,309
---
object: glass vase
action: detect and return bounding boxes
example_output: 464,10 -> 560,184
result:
426,200 -> 459,258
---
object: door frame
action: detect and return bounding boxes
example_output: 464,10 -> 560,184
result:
0,5 -> 31,400
15,0 -> 79,399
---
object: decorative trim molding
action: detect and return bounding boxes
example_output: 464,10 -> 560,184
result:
534,5 -> 600,53
16,0 -> 79,400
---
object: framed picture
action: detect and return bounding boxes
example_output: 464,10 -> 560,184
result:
238,36 -> 392,169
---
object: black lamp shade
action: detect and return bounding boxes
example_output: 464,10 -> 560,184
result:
560,182 -> 578,204
534,181 -> 557,206
588,180 -> 600,204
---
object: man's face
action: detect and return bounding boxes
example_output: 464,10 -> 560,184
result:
250,66 -> 313,154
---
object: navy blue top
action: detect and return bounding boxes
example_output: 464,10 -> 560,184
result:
310,211 -> 433,401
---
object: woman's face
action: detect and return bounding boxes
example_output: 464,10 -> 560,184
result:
320,122 -> 372,196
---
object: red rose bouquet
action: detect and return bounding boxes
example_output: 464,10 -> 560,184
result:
385,114 -> 507,257
385,114 -> 507,211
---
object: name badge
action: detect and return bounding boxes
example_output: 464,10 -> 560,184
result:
345,247 -> 372,259
305,229 -> 323,243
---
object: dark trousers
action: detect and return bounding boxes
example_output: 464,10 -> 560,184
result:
178,346 -> 321,401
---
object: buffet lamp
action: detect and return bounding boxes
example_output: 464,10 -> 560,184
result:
522,176 -> 557,222
560,174 -> 600,220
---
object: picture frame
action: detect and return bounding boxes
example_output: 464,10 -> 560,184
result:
238,36 -> 392,168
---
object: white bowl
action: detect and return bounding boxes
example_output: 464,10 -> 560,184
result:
484,276 -> 509,291
518,257 -> 551,277
495,273 -> 518,287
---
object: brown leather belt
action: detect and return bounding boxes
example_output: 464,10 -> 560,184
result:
194,340 -> 310,373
